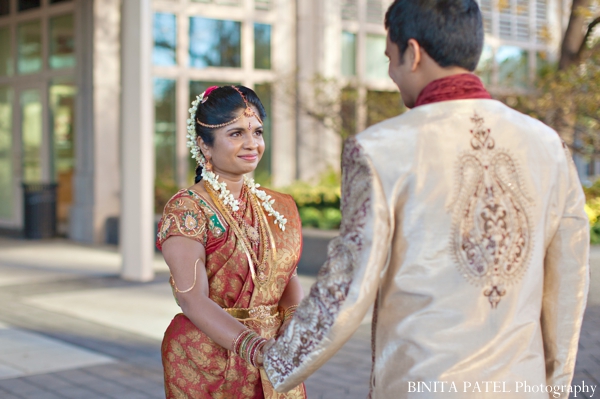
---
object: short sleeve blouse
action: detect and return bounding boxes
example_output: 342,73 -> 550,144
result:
156,189 -> 226,250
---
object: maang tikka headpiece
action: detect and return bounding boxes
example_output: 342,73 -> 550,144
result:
186,86 -> 263,167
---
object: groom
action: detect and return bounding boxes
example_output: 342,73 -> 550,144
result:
263,0 -> 590,398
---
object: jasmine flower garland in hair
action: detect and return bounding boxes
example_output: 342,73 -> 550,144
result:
186,93 -> 205,165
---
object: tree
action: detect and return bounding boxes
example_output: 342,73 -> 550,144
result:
559,0 -> 600,70
506,1 -> 600,158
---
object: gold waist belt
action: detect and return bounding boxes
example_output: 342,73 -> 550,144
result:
224,304 -> 279,321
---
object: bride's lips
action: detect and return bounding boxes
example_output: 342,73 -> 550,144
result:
238,154 -> 258,161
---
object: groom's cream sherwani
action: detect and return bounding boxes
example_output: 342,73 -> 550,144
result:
264,99 -> 590,398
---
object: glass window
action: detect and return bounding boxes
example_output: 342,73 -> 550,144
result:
366,0 -> 383,24
153,13 -> 177,66
341,31 -> 356,77
50,0 -> 72,3
189,18 -> 241,68
50,83 -> 76,223
189,81 -> 238,104
191,0 -> 241,3
496,46 -> 529,88
50,14 -> 76,69
21,89 -> 43,183
255,0 -> 270,10
254,23 -> 271,70
0,0 -> 9,16
18,0 -> 40,12
154,78 -> 177,212
254,83 -> 271,184
18,20 -> 42,74
0,87 -> 13,219
341,0 -> 358,21
365,34 -> 388,80
0,27 -> 12,76
366,90 -> 403,126
476,44 -> 493,86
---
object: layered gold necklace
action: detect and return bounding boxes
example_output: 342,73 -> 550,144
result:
204,181 -> 275,287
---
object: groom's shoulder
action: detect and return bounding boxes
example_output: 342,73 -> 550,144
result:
355,111 -> 418,151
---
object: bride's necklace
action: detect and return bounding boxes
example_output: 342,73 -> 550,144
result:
204,179 -> 272,284
232,186 -> 260,245
201,168 -> 287,231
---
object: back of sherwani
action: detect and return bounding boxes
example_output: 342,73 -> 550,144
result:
264,98 -> 590,399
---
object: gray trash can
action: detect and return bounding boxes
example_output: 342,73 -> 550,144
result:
22,183 -> 58,239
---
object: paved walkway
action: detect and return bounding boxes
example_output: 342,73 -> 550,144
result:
0,238 -> 596,398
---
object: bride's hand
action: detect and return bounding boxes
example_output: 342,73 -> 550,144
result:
276,317 -> 292,338
256,338 -> 275,368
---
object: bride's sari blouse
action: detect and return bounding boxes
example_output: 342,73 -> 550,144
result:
157,187 -> 306,399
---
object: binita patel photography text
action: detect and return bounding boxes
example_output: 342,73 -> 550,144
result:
407,380 -> 597,397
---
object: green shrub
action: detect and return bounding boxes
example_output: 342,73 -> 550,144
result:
320,208 -> 342,230
280,170 -> 342,230
299,207 -> 322,228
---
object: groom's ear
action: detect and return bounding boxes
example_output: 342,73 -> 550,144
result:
405,39 -> 422,73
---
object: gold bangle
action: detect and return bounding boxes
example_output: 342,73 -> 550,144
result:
232,329 -> 252,353
171,258 -> 199,293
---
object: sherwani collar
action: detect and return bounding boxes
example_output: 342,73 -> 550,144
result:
414,73 -> 492,107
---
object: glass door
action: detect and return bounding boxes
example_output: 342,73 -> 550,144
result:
50,82 -> 76,228
20,88 -> 44,184
0,86 -> 13,220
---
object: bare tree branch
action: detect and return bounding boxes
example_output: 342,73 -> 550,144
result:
578,16 -> 600,58
559,0 -> 591,70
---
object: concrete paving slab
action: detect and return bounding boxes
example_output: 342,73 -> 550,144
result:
23,284 -> 180,341
0,237 -> 596,399
588,246 -> 600,306
0,238 -> 169,278
0,324 -> 114,380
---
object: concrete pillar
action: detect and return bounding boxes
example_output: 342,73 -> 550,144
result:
271,0 -> 297,187
70,0 -> 121,244
120,0 -> 154,282
295,0 -> 341,182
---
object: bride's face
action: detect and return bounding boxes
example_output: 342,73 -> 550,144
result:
199,108 -> 265,179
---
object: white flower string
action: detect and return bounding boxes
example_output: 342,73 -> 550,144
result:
186,92 -> 205,166
189,87 -> 287,231
246,176 -> 288,231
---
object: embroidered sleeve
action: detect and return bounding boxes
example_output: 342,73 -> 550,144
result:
156,194 -> 208,250
541,142 -> 590,387
263,137 -> 391,392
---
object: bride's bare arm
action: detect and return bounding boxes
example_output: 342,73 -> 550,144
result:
161,235 -> 247,351
278,276 -> 304,310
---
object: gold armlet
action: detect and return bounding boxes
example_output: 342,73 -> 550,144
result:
282,304 -> 299,322
170,258 -> 199,293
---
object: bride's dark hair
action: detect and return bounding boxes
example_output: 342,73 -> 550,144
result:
193,86 -> 267,183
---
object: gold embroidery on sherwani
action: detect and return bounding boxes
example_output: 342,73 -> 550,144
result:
264,137 -> 372,386
450,112 -> 533,308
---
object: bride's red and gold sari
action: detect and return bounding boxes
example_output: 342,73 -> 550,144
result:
156,186 -> 306,399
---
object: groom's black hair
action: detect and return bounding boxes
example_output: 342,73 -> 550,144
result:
385,0 -> 484,71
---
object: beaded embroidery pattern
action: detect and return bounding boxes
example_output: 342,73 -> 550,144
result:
449,112 -> 533,308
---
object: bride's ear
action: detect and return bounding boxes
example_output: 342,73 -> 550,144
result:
198,137 -> 211,160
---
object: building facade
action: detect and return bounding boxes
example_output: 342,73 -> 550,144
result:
0,0 -> 579,276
